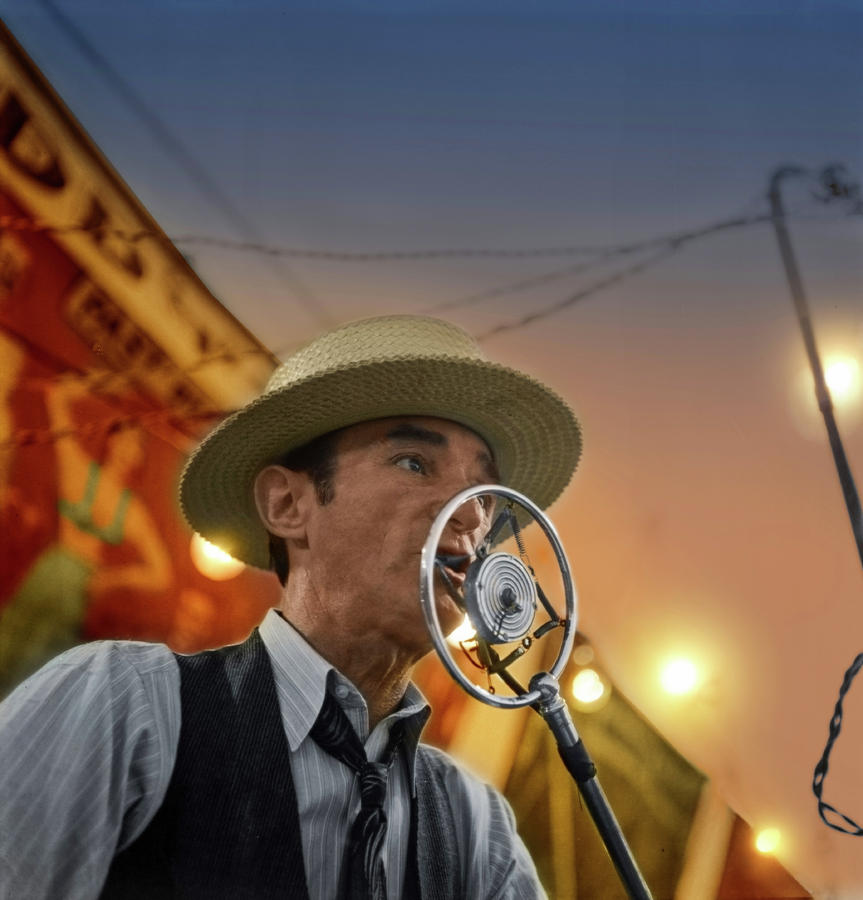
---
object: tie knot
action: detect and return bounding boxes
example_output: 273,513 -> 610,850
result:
359,761 -> 388,809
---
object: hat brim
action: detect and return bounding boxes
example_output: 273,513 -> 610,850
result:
180,355 -> 582,569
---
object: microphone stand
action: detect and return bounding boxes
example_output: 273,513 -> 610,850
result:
530,672 -> 654,900
422,485 -> 654,899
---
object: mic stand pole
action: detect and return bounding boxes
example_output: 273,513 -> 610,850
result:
530,672 -> 654,900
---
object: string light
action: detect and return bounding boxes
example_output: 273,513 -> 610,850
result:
825,356 -> 860,406
790,352 -> 862,440
572,668 -> 605,704
754,827 -> 781,854
189,533 -> 245,581
660,658 -> 699,696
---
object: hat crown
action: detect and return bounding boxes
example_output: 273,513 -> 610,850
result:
267,315 -> 486,392
181,313 -> 581,569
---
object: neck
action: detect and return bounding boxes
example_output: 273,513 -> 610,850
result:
278,580 -> 424,730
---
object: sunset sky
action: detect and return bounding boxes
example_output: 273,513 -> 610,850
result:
3,1 -> 863,894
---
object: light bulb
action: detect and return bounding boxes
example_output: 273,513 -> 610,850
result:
660,658 -> 698,695
190,533 -> 245,581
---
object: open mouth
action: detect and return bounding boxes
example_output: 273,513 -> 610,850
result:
435,552 -> 472,593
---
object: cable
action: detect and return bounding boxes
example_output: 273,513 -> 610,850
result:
428,212 -> 774,318
762,162 -> 863,836
812,652 -> 863,835
423,254 -> 631,315
476,245 -> 678,340
1,407 -> 223,452
3,201 -> 856,362
170,234 -> 615,261
462,204 -> 856,338
0,322 -> 231,452
171,212 -> 773,263
6,208 -> 855,266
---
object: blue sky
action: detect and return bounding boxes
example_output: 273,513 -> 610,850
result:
6,3 -> 860,312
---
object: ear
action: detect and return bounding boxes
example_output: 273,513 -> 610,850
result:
253,465 -> 314,540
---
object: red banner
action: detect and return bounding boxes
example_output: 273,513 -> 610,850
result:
0,30 -> 280,696
0,190 -> 280,697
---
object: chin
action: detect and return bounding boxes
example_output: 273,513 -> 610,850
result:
391,626 -> 435,663
433,593 -> 465,640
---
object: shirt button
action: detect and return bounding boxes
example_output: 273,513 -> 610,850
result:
334,684 -> 350,700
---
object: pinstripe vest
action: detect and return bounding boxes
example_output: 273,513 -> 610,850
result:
101,631 -> 459,899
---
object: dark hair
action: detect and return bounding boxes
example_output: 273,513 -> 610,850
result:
267,429 -> 341,586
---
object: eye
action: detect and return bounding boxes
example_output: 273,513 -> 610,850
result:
394,455 -> 426,475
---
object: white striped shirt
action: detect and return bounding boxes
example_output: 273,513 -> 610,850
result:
0,609 -> 545,899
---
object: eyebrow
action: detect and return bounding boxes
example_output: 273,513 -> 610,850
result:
386,422 -> 500,483
386,423 -> 447,446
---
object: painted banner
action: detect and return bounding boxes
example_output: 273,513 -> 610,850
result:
0,23 -> 279,697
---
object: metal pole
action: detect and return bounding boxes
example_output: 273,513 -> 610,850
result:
531,673 -> 654,900
770,165 -> 863,835
767,166 -> 863,567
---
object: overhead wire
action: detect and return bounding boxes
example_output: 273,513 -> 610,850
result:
172,212 -> 773,263
0,322 -> 226,453
0,204 -> 784,444
3,182 -> 858,429
425,212 -> 774,320
170,234 -> 617,261
3,208 -> 852,268
422,254 -> 624,315
475,243 -> 680,341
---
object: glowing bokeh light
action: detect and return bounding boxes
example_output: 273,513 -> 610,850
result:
190,533 -> 245,581
446,614 -> 476,646
755,827 -> 781,854
571,668 -> 606,705
660,658 -> 698,695
789,353 -> 862,440
825,356 -> 860,404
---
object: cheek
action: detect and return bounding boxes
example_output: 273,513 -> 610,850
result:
372,507 -> 435,576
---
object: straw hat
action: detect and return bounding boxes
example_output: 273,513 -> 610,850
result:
180,315 -> 582,569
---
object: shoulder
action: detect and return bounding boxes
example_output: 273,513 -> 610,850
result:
416,742 -> 489,790
56,638 -> 177,677
2,640 -> 180,774
416,742 -> 547,899
416,742 -> 517,828
6,639 -> 178,707
0,642 -> 182,890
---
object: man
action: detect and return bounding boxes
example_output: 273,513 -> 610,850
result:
0,315 -> 581,898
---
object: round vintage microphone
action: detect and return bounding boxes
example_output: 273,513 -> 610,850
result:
420,485 -> 653,900
419,484 -> 575,708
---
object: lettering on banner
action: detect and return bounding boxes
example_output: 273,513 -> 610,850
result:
0,64 -> 271,406
0,87 -> 145,289
0,91 -> 64,189
63,279 -> 210,415
81,197 -> 144,279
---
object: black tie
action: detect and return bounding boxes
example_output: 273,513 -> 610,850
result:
310,690 -> 407,900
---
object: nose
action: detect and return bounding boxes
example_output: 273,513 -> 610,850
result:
448,494 -> 488,539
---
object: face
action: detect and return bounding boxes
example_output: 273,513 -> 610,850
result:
296,416 -> 498,656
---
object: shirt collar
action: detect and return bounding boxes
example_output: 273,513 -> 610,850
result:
258,609 -> 431,759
